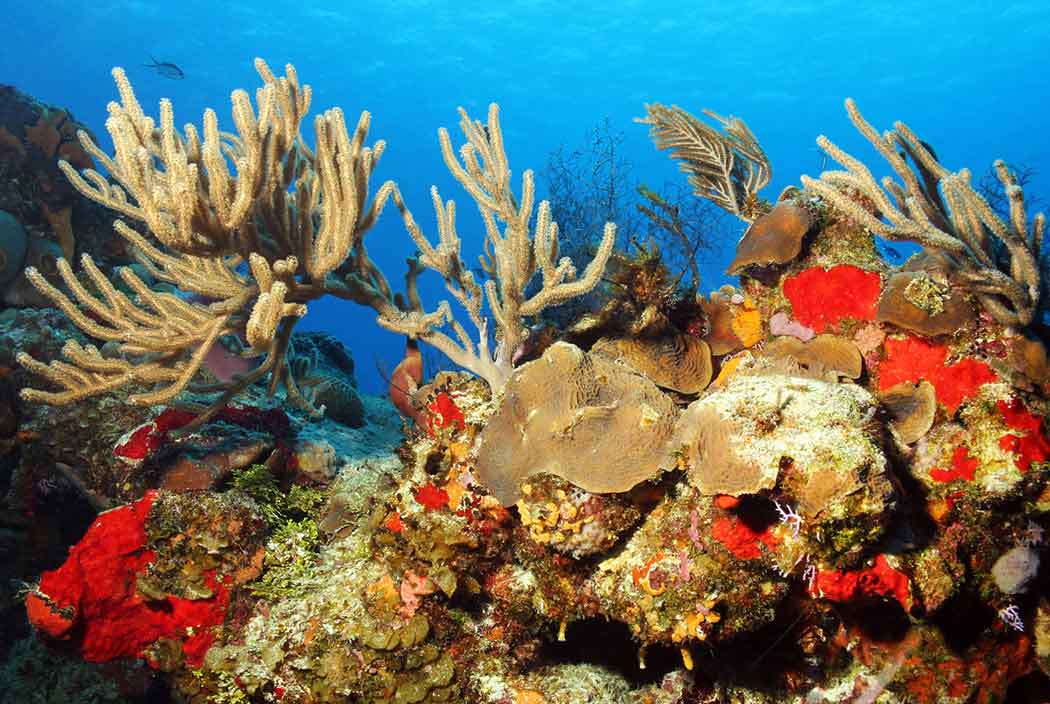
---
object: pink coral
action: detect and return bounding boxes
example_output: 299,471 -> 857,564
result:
769,311 -> 815,341
398,570 -> 436,618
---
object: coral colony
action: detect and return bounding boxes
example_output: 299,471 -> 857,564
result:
3,59 -> 1050,702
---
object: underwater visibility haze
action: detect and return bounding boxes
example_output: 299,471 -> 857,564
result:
1,1 -> 1050,702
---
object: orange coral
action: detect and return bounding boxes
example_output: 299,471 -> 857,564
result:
41,202 -> 74,260
730,299 -> 763,348
711,515 -> 779,560
390,339 -> 423,421
24,109 -> 93,169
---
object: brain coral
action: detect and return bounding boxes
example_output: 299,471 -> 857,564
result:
476,342 -> 678,505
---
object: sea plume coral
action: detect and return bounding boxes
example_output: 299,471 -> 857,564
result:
17,59 -> 399,428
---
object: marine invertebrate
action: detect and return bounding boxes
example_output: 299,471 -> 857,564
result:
878,336 -> 997,413
591,332 -> 712,393
638,103 -> 771,221
877,269 -> 976,337
25,491 -> 237,666
928,445 -> 979,483
672,374 -> 887,508
761,334 -> 864,380
879,380 -> 937,444
782,264 -> 882,333
18,59 -> 612,432
728,200 -> 815,274
802,98 -> 1045,327
475,342 -> 677,505
769,311 -> 815,342
17,59 -> 398,429
390,339 -> 424,421
807,554 -> 911,610
514,475 -> 640,557
698,288 -> 747,354
996,396 -> 1050,472
379,104 -> 616,392
711,514 -> 780,559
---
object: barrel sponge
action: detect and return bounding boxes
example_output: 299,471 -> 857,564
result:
0,210 -> 29,287
476,342 -> 678,505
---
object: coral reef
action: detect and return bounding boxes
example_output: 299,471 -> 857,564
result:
6,72 -> 1050,704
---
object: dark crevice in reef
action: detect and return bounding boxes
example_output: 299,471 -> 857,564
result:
931,590 -> 996,653
539,618 -> 679,686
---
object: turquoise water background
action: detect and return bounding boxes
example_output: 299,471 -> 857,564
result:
2,1 -> 1047,392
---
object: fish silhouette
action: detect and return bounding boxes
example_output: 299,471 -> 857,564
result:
145,56 -> 185,79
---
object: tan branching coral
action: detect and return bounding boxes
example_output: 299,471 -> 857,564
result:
380,104 -> 616,391
18,61 -> 616,424
638,104 -> 771,222
802,99 -> 1045,327
476,342 -> 677,505
18,59 -> 401,426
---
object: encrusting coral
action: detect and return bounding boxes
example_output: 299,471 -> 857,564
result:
475,341 -> 677,505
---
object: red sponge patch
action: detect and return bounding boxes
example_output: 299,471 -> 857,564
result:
782,265 -> 881,333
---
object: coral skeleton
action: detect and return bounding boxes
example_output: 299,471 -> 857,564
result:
998,604 -> 1025,632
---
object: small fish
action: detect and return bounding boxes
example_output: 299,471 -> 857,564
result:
145,56 -> 184,79
881,244 -> 904,261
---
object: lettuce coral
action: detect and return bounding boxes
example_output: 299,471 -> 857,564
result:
476,342 -> 677,505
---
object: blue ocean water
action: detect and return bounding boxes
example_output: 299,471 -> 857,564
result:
3,0 -> 1047,393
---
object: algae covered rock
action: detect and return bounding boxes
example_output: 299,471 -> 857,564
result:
514,473 -> 642,558
0,209 -> 28,288
672,373 -> 895,566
